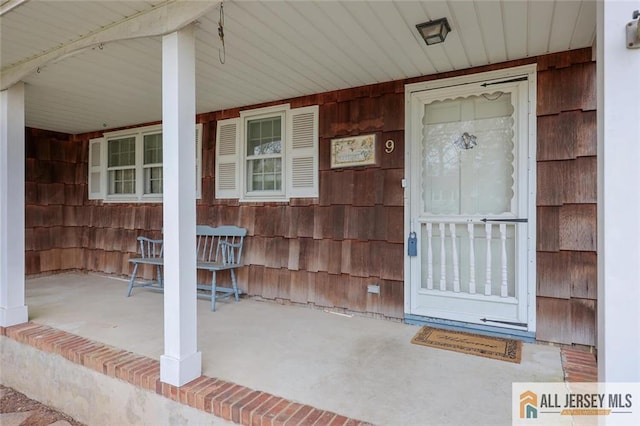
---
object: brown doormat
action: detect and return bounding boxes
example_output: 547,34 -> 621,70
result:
411,326 -> 522,364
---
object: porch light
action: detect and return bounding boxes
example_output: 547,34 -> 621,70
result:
416,18 -> 451,46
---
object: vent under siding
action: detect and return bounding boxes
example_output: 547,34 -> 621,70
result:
291,113 -> 314,149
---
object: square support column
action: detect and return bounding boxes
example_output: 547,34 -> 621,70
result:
160,26 -> 201,387
0,82 -> 28,327
597,1 -> 640,382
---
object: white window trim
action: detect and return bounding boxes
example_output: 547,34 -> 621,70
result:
215,103 -> 319,202
88,123 -> 203,203
240,104 -> 290,202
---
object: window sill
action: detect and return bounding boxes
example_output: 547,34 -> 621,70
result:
103,197 -> 162,204
239,196 -> 289,204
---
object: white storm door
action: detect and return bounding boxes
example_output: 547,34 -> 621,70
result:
407,75 -> 534,331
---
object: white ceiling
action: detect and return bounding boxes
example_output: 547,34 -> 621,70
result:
1,0 -> 597,134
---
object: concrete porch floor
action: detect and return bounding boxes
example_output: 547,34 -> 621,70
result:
20,272 -> 563,425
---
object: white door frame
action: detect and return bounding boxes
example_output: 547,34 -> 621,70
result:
403,64 -> 537,334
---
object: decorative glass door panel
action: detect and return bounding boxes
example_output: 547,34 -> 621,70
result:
421,93 -> 515,216
407,76 -> 533,331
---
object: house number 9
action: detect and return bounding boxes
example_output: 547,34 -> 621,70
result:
385,139 -> 395,154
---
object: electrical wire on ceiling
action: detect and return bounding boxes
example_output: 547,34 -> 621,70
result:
218,1 -> 225,64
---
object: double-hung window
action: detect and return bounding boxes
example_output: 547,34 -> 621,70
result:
215,104 -> 319,201
107,136 -> 136,195
89,123 -> 202,202
246,113 -> 285,195
142,133 -> 163,194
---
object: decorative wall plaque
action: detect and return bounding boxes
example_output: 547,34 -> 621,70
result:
330,134 -> 376,168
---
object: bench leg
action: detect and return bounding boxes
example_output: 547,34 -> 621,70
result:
157,265 -> 163,288
210,271 -> 217,312
230,269 -> 240,301
127,263 -> 139,297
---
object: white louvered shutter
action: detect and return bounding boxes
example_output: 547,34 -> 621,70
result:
88,137 -> 105,200
215,118 -> 240,199
286,105 -> 319,198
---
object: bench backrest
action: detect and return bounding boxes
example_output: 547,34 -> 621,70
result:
195,225 -> 247,265
137,236 -> 164,258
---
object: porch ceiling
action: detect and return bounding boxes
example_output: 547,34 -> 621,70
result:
1,0 -> 596,135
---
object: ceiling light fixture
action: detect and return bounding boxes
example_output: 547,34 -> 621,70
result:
416,17 -> 451,46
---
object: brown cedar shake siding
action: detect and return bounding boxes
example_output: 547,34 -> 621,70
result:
24,48 -> 596,346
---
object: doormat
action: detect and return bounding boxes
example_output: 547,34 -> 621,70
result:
411,326 -> 522,364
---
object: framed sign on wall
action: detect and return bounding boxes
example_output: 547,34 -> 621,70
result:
330,134 -> 376,168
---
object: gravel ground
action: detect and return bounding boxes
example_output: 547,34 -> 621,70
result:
0,385 -> 85,426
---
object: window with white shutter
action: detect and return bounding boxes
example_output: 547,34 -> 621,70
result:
287,105 -> 319,198
87,123 -> 202,202
88,137 -> 105,200
215,104 -> 319,201
215,118 -> 240,199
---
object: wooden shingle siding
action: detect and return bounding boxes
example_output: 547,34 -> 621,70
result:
24,126 -> 164,278
537,111 -> 597,160
537,251 -> 597,300
191,82 -> 407,319
569,251 -> 598,300
537,297 -> 573,343
23,48 -> 596,342
571,298 -> 597,346
25,129 -> 88,275
537,207 -> 560,252
536,48 -> 597,346
559,204 -> 597,251
537,62 -> 597,115
537,158 -> 597,206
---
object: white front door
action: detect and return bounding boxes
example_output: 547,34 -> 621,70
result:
405,66 -> 536,333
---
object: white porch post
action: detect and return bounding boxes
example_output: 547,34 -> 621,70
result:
0,82 -> 29,327
160,26 -> 201,386
597,1 -> 640,382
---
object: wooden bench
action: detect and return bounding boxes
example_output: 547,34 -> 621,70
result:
126,225 -> 247,311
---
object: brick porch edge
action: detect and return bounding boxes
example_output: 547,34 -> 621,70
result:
561,347 -> 598,382
0,322 -> 370,426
